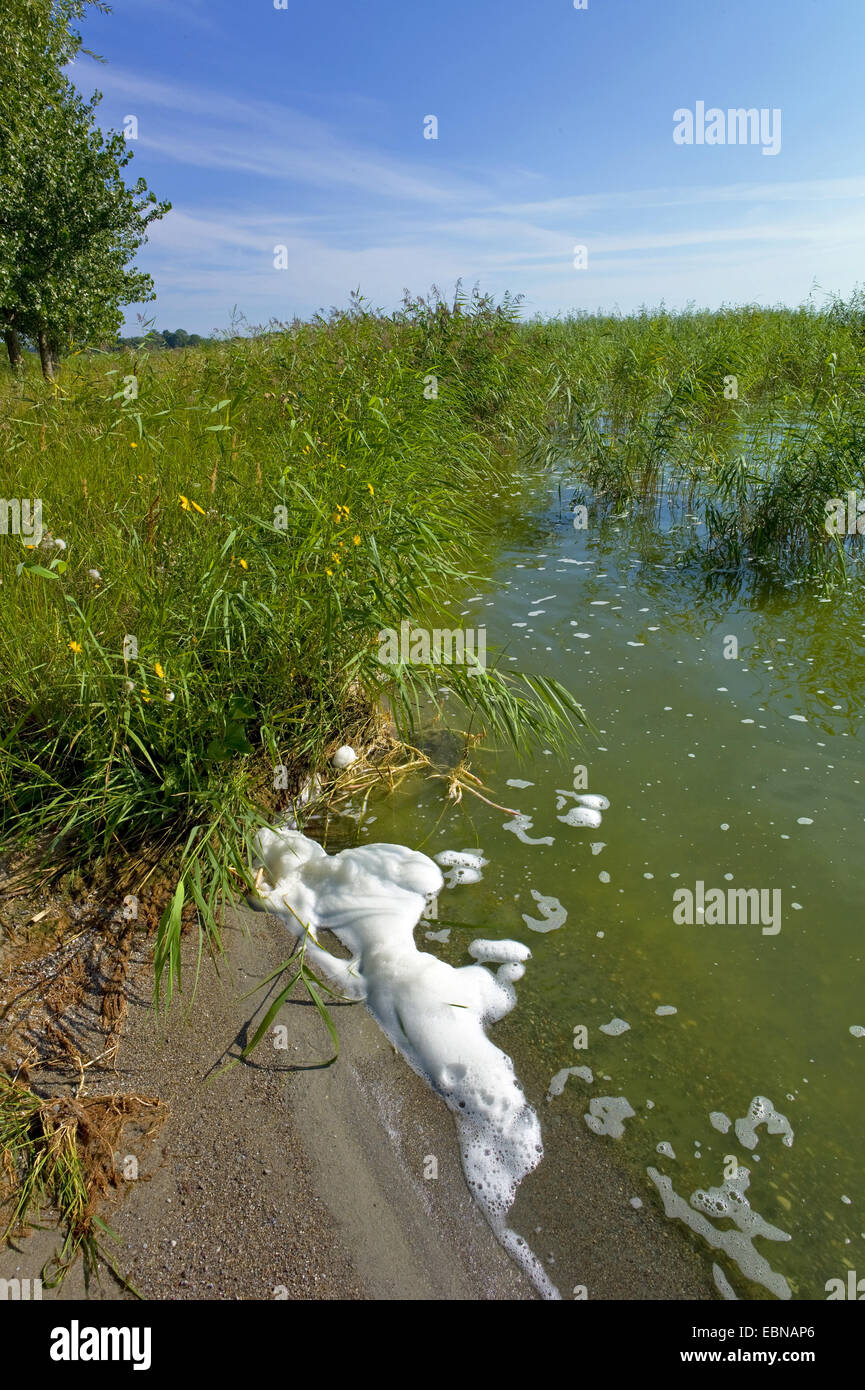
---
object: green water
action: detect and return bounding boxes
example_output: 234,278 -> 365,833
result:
352,470 -> 865,1300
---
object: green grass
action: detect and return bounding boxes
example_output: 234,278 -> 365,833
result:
3,285 -> 865,1286
3,287 -> 864,1008
0,287 -> 589,1004
524,291 -> 865,588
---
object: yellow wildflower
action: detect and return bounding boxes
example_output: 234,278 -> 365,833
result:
239,558 -> 248,570
69,640 -> 82,654
353,534 -> 361,545
154,662 -> 165,679
366,483 -> 374,496
179,495 -> 191,510
130,441 -> 138,449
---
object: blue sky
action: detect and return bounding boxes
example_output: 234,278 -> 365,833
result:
73,0 -> 865,334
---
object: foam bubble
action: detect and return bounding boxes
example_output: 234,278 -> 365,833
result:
503,813 -> 554,846
558,805 -> 602,828
522,890 -> 568,934
709,1111 -> 732,1134
546,1065 -> 593,1101
600,1017 -> 630,1036
435,848 -> 489,887
647,1166 -> 791,1300
734,1096 -> 794,1150
585,1096 -> 635,1138
713,1264 -> 739,1300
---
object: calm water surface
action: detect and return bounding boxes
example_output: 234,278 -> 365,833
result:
351,469 -> 865,1300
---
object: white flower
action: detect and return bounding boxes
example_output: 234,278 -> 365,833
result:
164,690 -> 175,703
87,568 -> 101,581
53,538 -> 67,551
122,679 -> 135,693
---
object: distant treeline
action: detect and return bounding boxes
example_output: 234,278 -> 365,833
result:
115,328 -> 213,350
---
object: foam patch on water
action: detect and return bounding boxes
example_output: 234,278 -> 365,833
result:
713,1264 -> 739,1300
734,1096 -> 794,1150
522,890 -> 568,933
435,848 -> 489,887
710,1111 -> 732,1134
250,826 -> 558,1298
600,1017 -> 630,1036
504,812 -> 554,846
647,1166 -> 791,1300
556,791 -> 610,830
546,1065 -> 593,1101
585,1096 -> 635,1138
558,805 -> 603,828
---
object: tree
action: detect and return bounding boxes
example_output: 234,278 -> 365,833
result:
0,1 -> 170,377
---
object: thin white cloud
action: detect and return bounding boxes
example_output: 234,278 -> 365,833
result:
80,62 -> 865,328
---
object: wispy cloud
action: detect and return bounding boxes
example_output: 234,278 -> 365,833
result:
71,60 -> 865,328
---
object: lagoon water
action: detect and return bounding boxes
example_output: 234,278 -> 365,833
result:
353,469 -> 864,1300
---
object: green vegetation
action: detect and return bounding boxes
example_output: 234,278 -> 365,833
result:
0,1071 -> 163,1289
530,294 -> 865,589
0,0 -> 169,378
3,278 -> 865,1286
0,287 -> 588,1006
116,328 -> 211,351
3,288 -> 865,1002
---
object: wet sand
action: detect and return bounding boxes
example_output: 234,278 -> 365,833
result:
0,905 -> 531,1300
1,901 -> 715,1301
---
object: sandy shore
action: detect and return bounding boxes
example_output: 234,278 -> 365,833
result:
0,904 -> 533,1300
1,897 -> 716,1301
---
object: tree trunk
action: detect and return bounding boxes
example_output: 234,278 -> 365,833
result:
37,329 -> 55,381
3,327 -> 22,369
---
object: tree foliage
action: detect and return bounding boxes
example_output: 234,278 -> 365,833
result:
0,0 -> 170,376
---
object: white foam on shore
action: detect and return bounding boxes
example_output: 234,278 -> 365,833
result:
251,826 -> 559,1299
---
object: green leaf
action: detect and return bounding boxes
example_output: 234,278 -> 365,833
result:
22,564 -> 60,580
